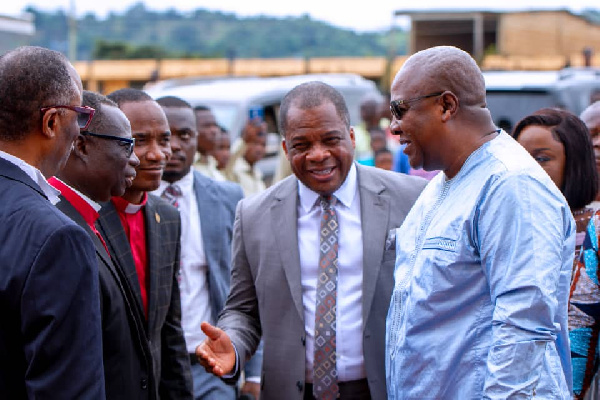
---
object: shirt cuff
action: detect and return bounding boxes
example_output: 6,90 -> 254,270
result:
245,376 -> 261,383
221,342 -> 239,379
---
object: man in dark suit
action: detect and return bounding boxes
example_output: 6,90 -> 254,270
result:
153,96 -> 260,400
97,88 -> 193,399
197,82 -> 427,400
0,46 -> 105,398
50,90 -> 156,399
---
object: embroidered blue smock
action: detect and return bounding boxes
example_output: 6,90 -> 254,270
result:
386,131 -> 575,399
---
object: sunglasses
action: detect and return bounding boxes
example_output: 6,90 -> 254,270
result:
390,92 -> 443,121
80,131 -> 136,157
40,105 -> 96,130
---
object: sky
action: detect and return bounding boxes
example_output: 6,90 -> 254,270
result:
3,0 -> 600,32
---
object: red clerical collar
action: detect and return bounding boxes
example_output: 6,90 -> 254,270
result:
48,177 -> 99,227
112,192 -> 148,214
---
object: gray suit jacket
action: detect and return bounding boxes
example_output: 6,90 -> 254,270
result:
193,171 -> 243,321
218,164 -> 427,400
192,171 -> 263,379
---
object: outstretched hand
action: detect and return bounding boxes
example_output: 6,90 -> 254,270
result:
195,322 -> 236,377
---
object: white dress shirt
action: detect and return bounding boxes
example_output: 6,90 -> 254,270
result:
0,149 -> 60,205
297,163 -> 366,383
154,170 -> 212,353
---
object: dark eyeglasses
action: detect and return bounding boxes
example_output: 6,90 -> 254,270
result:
80,131 -> 135,157
390,92 -> 444,121
40,105 -> 96,130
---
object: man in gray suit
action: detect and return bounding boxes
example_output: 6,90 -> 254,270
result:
197,82 -> 426,400
153,96 -> 262,399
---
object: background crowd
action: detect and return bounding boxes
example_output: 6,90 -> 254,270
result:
1,44 -> 600,400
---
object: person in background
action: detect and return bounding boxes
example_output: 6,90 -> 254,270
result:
193,105 -> 226,181
386,46 -> 574,399
99,88 -> 194,399
581,101 -> 600,208
50,90 -> 154,399
512,108 -> 599,400
225,119 -> 267,197
196,81 -> 426,400
0,46 -> 105,398
213,126 -> 231,172
374,148 -> 393,171
354,95 -> 383,164
154,96 -> 263,400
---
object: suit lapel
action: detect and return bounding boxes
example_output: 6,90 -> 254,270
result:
193,173 -> 220,273
357,165 -> 390,328
144,196 -> 161,334
0,157 -> 48,199
193,174 -> 223,319
55,198 -> 113,269
97,201 -> 145,318
271,177 -> 304,322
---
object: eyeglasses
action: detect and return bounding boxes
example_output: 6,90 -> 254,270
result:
80,131 -> 136,157
40,105 -> 96,130
390,92 -> 444,121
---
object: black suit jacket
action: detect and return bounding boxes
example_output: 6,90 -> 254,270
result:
0,157 -> 105,398
98,194 -> 193,399
56,197 -> 155,400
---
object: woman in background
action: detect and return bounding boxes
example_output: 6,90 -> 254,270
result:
513,108 -> 599,399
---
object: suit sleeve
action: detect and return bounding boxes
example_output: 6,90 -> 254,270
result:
21,224 -> 106,399
159,220 -> 194,399
218,200 -> 263,375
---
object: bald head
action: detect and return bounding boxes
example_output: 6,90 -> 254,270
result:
581,101 -> 600,130
397,46 -> 486,108
0,46 -> 79,141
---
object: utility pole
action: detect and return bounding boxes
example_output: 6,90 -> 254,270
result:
68,0 -> 77,61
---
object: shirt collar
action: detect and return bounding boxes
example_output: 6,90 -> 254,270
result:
0,149 -> 61,205
49,177 -> 101,212
156,169 -> 194,197
112,192 -> 148,214
298,162 -> 357,213
48,177 -> 101,226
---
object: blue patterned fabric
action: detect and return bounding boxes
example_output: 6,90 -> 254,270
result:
570,212 -> 600,399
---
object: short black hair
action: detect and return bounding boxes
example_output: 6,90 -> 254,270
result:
82,90 -> 118,133
193,105 -> 211,112
279,81 -> 350,137
0,46 -> 77,141
512,108 -> 598,209
156,96 -> 192,109
374,148 -> 392,158
106,88 -> 153,108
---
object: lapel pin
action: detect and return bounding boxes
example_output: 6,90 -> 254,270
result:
155,212 -> 160,223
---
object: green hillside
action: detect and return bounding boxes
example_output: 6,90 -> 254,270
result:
24,2 -> 408,60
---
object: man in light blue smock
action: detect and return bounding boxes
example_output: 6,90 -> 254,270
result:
385,46 -> 575,399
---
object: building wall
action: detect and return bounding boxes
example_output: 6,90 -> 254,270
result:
498,11 -> 600,57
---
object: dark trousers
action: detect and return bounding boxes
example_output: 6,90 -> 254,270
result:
304,379 -> 371,400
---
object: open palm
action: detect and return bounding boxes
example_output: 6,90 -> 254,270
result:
195,322 -> 236,376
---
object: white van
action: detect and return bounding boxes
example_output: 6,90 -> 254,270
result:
144,73 -> 381,181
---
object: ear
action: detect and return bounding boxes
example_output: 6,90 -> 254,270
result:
71,134 -> 88,161
440,92 -> 459,123
41,108 -> 60,139
349,126 -> 356,149
281,138 -> 290,160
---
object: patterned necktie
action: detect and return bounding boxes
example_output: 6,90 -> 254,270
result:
313,195 -> 339,400
161,184 -> 182,208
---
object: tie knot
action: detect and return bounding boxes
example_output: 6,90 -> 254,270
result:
165,184 -> 182,197
162,184 -> 182,207
319,195 -> 336,210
